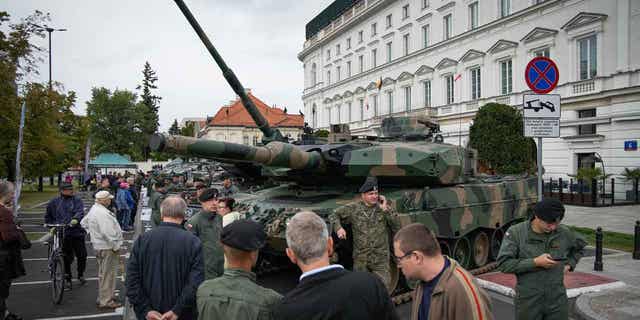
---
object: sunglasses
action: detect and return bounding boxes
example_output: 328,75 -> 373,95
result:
393,251 -> 414,264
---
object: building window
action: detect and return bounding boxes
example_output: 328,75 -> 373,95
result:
371,48 -> 378,68
500,59 -> 513,95
243,136 -> 249,145
469,2 -> 478,30
336,66 -> 341,81
252,136 -> 259,146
500,0 -> 510,18
347,102 -> 352,123
402,5 -> 410,19
578,35 -> 597,80
386,42 -> 393,63
358,30 -> 364,43
311,63 -> 317,87
404,86 -> 411,111
371,22 -> 377,36
326,107 -> 331,126
373,95 -> 379,116
312,105 -> 317,128
423,80 -> 431,107
358,55 -> 364,73
422,0 -> 429,9
387,91 -> 393,114
346,37 -> 351,49
443,14 -> 452,40
386,14 -> 393,28
359,98 -> 364,120
327,70 -> 331,85
470,67 -> 481,100
578,109 -> 596,135
577,152 -> 596,170
534,47 -> 550,57
403,34 -> 410,56
445,75 -> 454,104
347,61 -> 352,77
422,24 -> 430,48
326,49 -> 331,61
336,44 -> 341,55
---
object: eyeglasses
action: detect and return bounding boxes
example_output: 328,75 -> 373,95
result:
393,251 -> 414,264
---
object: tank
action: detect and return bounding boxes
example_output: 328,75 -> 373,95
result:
158,0 -> 539,293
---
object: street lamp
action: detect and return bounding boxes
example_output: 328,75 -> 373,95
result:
31,24 -> 67,90
592,152 -> 606,204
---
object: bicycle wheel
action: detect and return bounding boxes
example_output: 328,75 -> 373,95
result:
51,252 -> 65,304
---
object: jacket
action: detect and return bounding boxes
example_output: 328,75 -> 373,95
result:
274,267 -> 398,320
115,188 -> 130,211
149,190 -> 167,227
0,205 -> 26,282
81,203 -> 123,251
45,196 -> 86,237
197,268 -> 282,320
126,222 -> 204,320
410,256 -> 493,320
187,210 -> 224,280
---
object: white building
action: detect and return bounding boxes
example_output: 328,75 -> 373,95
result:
299,0 -> 640,200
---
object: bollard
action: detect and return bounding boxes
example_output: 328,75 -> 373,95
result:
594,227 -> 603,271
610,178 -> 615,206
633,221 -> 640,260
559,178 -> 564,202
570,178 -> 574,203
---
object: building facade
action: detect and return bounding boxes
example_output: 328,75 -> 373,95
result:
202,92 -> 304,145
179,117 -> 207,137
299,0 -> 640,200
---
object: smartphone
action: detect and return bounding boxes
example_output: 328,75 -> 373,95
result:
551,256 -> 567,262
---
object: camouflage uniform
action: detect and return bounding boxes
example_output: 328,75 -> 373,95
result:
329,201 -> 400,290
149,190 -> 167,227
197,268 -> 281,320
497,220 -> 586,320
187,210 -> 224,280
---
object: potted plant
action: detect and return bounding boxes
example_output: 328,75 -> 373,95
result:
569,167 -> 611,193
621,167 -> 640,201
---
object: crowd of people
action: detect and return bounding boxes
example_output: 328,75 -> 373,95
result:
0,171 -> 587,320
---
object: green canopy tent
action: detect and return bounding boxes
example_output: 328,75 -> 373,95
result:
88,153 -> 137,170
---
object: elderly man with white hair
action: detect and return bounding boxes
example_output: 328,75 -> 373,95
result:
274,211 -> 399,320
81,190 -> 123,309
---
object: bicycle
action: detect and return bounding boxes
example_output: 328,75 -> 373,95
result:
44,223 -> 70,304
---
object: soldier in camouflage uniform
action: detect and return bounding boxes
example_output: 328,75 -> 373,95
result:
186,188 -> 224,280
497,198 -> 586,320
197,219 -> 281,320
150,181 -> 168,227
328,176 -> 400,291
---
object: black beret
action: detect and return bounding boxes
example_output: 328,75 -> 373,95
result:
358,176 -> 378,193
59,182 -> 73,190
155,180 -> 166,188
221,219 -> 266,252
198,188 -> 219,202
534,198 -> 565,223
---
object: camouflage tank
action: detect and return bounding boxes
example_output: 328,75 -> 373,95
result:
157,0 -> 539,293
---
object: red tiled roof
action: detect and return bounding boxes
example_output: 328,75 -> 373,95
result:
209,93 -> 304,128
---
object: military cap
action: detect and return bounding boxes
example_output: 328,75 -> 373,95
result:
198,188 -> 219,202
59,182 -> 73,190
534,198 -> 565,223
221,219 -> 266,252
155,180 -> 166,188
358,176 -> 378,193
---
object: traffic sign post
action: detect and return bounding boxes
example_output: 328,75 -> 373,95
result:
524,58 -> 560,201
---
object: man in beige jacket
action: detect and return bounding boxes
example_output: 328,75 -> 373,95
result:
393,223 -> 493,320
81,191 -> 123,309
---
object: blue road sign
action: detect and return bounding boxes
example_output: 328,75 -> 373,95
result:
624,140 -> 637,151
525,57 -> 559,94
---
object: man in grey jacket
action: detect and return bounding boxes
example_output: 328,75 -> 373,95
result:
81,191 -> 123,309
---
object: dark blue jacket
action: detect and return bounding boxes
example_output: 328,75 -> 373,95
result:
45,196 -> 85,238
126,222 -> 204,320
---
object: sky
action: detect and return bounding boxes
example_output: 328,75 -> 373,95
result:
2,0 -> 334,130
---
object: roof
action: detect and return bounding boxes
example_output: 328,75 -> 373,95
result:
88,153 -> 137,169
209,93 -> 304,128
306,0 -> 359,39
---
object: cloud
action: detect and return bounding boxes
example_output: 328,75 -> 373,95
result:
3,0 -> 334,130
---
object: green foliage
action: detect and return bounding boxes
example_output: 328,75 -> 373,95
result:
621,167 -> 640,181
180,122 -> 196,137
568,226 -> 634,252
136,61 -> 161,159
314,129 -> 329,138
168,119 -> 180,135
469,103 -> 535,174
571,167 -> 610,181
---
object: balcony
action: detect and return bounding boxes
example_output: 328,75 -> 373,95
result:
572,79 -> 595,94
495,95 -> 511,106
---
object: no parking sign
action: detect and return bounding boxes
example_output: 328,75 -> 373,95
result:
525,57 -> 559,94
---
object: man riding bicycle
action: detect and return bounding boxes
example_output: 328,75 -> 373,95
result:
45,183 -> 87,288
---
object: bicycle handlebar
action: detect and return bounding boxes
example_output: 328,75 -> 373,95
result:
44,223 -> 71,228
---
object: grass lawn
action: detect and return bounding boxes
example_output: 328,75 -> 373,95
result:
19,189 -> 58,209
26,232 -> 47,241
568,226 -> 634,252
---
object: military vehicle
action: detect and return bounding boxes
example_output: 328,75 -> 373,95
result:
155,0 -> 539,293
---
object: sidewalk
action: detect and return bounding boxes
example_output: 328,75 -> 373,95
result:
563,204 -> 640,235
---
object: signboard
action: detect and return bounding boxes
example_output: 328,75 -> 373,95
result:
523,94 -> 561,138
625,140 -> 638,151
525,57 -> 559,94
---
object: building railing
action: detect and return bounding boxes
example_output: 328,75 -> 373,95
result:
544,177 -> 640,207
572,79 -> 596,94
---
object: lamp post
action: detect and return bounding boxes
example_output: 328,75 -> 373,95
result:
593,152 -> 606,204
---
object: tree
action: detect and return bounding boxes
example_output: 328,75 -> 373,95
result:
180,122 -> 196,137
168,119 -> 180,135
469,103 -> 536,174
136,61 -> 161,159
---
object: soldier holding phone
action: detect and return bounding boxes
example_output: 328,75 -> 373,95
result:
328,176 -> 400,291
497,198 -> 587,320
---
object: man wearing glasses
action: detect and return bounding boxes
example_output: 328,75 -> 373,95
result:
393,223 -> 493,320
186,188 -> 224,280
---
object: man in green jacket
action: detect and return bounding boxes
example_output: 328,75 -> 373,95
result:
150,181 -> 168,227
186,188 -> 224,280
497,198 -> 587,320
197,219 -> 281,320
328,176 -> 400,291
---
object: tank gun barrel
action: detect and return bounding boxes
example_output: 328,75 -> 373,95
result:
173,0 -> 283,142
151,134 -> 324,171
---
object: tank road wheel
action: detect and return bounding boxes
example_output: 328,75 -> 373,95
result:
439,240 -> 451,257
490,228 -> 505,260
452,237 -> 471,269
472,231 -> 490,268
